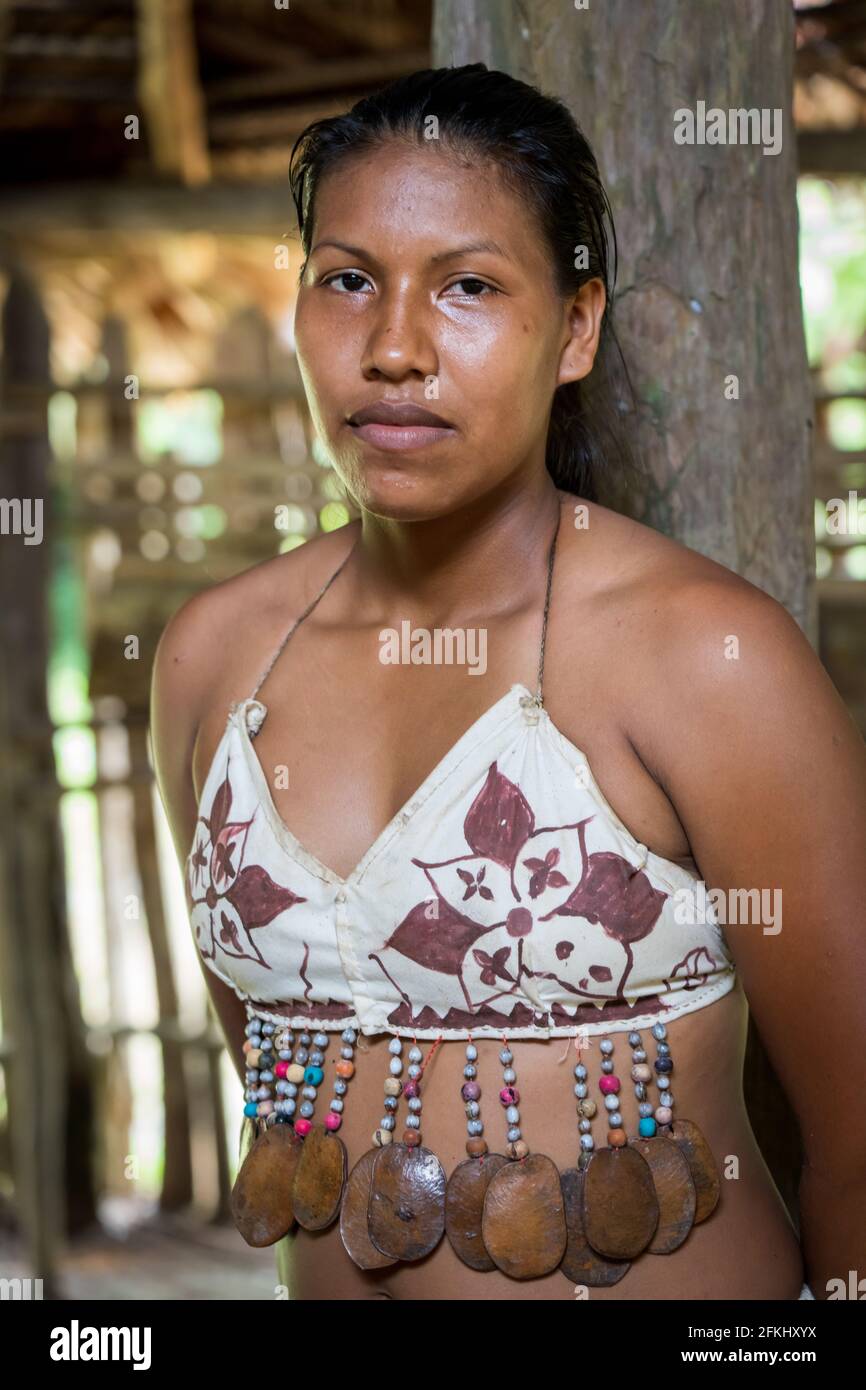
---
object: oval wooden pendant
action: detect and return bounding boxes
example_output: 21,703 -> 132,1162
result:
583,1145 -> 659,1259
559,1167 -> 631,1287
445,1153 -> 509,1271
230,1122 -> 303,1247
340,1149 -> 399,1271
292,1123 -> 348,1231
632,1135 -> 697,1253
670,1118 -> 721,1223
367,1143 -> 447,1261
481,1153 -> 567,1280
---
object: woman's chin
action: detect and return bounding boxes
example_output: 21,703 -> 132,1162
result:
345,466 -> 461,522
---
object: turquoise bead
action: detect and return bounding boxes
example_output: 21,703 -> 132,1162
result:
639,1117 -> 657,1137
304,1065 -> 324,1087
243,1102 -> 258,1118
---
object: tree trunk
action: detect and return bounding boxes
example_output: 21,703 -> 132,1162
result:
433,0 -> 815,639
433,0 -> 811,1224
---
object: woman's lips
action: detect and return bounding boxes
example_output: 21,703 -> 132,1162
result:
350,421 -> 456,451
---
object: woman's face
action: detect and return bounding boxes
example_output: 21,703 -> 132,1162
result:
293,138 -> 605,521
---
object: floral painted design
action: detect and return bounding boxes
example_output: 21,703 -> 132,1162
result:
187,767 -> 307,972
183,705 -> 734,1038
369,761 -> 694,1031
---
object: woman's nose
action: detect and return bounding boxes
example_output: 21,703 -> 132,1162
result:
361,288 -> 439,380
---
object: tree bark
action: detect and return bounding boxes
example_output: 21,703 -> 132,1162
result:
433,0 -> 811,1226
433,0 -> 815,640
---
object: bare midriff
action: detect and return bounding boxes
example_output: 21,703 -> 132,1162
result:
273,979 -> 805,1300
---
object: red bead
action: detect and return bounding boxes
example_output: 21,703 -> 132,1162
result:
499,1086 -> 519,1106
294,1118 -> 312,1137
599,1075 -> 620,1095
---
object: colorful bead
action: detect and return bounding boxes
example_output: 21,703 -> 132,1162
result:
599,1075 -> 620,1095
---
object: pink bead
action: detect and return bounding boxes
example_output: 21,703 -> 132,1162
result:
294,1118 -> 312,1137
462,1081 -> 480,1102
599,1075 -> 620,1095
403,1081 -> 419,1099
257,1100 -> 274,1116
274,1061 -> 289,1078
325,1112 -> 342,1131
499,1086 -> 519,1106
655,1106 -> 673,1125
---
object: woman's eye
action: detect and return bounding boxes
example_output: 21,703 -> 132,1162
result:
323,271 -> 372,293
445,278 -> 496,298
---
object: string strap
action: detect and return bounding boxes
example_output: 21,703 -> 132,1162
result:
534,505 -> 563,705
250,537 -> 358,701
250,502 -> 561,705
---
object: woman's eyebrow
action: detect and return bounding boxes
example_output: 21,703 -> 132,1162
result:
308,237 -> 513,265
429,239 -> 511,264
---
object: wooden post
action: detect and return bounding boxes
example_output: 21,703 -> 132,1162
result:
433,0 -> 811,1219
0,264 -> 96,1295
128,723 -> 195,1211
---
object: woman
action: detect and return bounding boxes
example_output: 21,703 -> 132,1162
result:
151,65 -> 866,1301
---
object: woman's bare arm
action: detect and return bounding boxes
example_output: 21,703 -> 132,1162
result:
634,575 -> 866,1299
150,591 -> 250,1088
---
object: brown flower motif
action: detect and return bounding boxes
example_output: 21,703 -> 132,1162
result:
187,770 -> 306,971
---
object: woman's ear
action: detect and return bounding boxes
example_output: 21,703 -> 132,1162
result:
557,277 -> 606,387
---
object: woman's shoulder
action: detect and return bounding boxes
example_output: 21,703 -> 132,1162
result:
556,492 -> 799,638
151,521 -> 361,710
554,492 -> 817,729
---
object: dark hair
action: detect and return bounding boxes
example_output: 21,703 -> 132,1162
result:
288,63 -> 640,504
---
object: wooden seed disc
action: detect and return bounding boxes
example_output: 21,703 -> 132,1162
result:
559,1167 -> 631,1287
340,1149 -> 399,1271
670,1118 -> 721,1224
292,1124 -> 348,1231
632,1135 -> 697,1253
444,1153 -> 510,1271
367,1143 -> 447,1261
583,1145 -> 659,1260
230,1123 -> 303,1247
481,1153 -> 568,1280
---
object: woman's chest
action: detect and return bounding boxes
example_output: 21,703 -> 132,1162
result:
186,694 -> 735,1043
